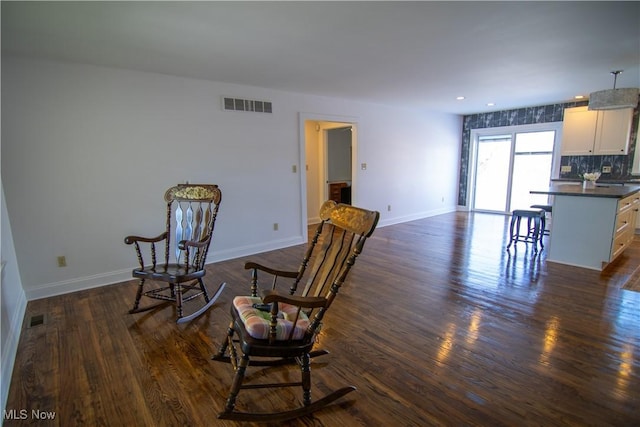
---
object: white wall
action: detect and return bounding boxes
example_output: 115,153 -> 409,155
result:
1,56 -> 461,301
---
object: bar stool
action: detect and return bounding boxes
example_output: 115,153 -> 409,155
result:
530,204 -> 552,235
506,208 -> 545,252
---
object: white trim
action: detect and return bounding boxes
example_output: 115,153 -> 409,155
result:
376,206 -> 458,228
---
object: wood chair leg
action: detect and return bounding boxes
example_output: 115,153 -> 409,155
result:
132,278 -> 145,311
198,278 -> 210,302
223,354 -> 249,413
301,352 -> 311,406
175,283 -> 184,319
212,322 -> 235,362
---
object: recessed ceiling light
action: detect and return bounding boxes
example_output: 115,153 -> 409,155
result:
574,95 -> 585,99
456,96 -> 465,100
487,102 -> 495,107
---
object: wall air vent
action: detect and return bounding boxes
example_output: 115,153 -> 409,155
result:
222,97 -> 272,113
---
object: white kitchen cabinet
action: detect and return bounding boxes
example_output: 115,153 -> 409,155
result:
561,107 -> 598,155
561,106 -> 633,155
610,192 -> 638,260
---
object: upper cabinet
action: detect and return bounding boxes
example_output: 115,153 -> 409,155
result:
561,106 -> 633,156
561,107 -> 598,155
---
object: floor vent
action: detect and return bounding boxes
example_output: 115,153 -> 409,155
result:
28,314 -> 45,328
222,97 -> 272,113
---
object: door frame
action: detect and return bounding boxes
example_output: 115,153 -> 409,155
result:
467,122 -> 563,213
470,132 -> 515,213
298,113 -> 358,241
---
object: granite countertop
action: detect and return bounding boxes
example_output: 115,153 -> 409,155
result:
553,177 -> 640,184
531,184 -> 640,198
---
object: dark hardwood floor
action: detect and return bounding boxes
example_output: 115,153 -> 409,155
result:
5,211 -> 640,426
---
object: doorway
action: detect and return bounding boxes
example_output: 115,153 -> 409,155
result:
300,114 -> 357,227
326,126 -> 353,205
470,123 -> 562,214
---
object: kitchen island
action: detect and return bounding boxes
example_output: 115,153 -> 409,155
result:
530,184 -> 640,270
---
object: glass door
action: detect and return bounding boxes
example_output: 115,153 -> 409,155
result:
471,126 -> 558,214
473,134 -> 512,212
510,131 -> 555,211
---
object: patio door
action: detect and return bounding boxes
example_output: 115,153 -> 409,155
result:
471,124 -> 561,214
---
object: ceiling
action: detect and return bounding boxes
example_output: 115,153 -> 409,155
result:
2,1 -> 639,115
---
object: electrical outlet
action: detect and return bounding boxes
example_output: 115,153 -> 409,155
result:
561,165 -> 572,173
602,166 -> 612,173
57,256 -> 67,267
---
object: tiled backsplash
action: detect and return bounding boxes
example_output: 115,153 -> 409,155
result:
458,100 -> 640,206
558,154 -> 628,179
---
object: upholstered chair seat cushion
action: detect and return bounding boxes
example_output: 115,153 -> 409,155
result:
233,296 -> 310,340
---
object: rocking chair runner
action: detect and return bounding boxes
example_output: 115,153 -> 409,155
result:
124,184 -> 225,323
212,200 -> 380,422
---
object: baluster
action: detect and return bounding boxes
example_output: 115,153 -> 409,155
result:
175,202 -> 183,263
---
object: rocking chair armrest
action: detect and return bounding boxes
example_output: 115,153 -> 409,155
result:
124,232 -> 168,245
244,262 -> 299,279
260,289 -> 327,309
177,236 -> 210,250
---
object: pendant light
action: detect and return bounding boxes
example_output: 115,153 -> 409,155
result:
588,70 -> 639,110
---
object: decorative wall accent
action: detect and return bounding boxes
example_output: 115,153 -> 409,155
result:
458,100 -> 640,206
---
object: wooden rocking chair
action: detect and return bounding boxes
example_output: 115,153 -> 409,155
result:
212,200 -> 379,422
124,184 -> 225,323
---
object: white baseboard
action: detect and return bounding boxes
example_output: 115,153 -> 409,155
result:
1,289 -> 27,413
307,216 -> 321,225
25,235 -> 305,301
377,206 -> 457,228
26,269 -> 133,301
